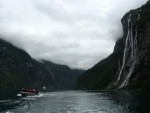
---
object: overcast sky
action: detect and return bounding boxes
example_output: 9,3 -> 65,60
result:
0,0 -> 147,69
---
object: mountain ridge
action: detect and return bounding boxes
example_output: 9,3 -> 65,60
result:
0,38 -> 84,89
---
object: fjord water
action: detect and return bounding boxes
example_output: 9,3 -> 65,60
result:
0,91 -> 149,113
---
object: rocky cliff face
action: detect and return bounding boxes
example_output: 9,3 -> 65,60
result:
0,39 -> 84,89
77,1 -> 150,90
115,1 -> 150,89
76,37 -> 124,90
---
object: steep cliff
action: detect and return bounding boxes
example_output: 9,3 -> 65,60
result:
76,38 -> 124,90
77,1 -> 150,90
115,1 -> 150,90
0,39 -> 84,89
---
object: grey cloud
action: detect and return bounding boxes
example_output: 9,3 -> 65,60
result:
0,0 -> 148,69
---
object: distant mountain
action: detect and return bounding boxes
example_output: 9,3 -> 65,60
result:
41,60 -> 84,89
77,1 -> 150,90
0,39 -> 84,89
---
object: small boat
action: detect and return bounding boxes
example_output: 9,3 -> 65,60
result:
20,88 -> 39,97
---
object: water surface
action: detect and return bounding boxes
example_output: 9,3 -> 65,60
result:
0,91 -> 149,113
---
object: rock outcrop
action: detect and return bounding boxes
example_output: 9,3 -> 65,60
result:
115,1 -> 150,90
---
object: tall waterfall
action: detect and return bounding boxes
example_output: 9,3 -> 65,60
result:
115,11 -> 141,88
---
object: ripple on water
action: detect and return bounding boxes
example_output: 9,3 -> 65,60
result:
5,110 -> 14,113
0,91 -> 149,113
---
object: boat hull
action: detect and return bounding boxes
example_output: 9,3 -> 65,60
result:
20,91 -> 38,97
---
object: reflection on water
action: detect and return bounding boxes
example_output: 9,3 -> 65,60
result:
0,90 -> 150,113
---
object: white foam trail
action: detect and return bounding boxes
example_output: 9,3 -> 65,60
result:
28,93 -> 45,98
5,111 -> 14,113
22,92 -> 57,100
16,93 -> 22,97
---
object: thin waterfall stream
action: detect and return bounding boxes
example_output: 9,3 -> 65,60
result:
115,10 -> 141,88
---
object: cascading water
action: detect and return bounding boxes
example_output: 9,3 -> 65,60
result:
115,10 -> 141,88
114,14 -> 132,86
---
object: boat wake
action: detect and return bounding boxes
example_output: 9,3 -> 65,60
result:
5,111 -> 14,113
